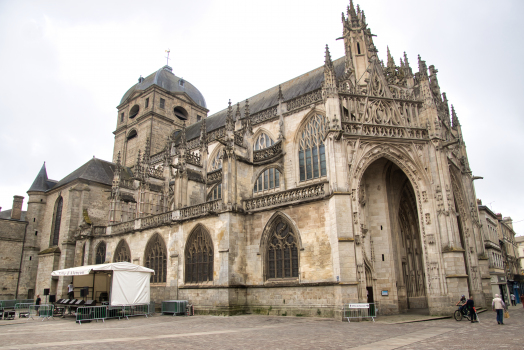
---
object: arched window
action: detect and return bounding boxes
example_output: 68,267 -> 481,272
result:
185,226 -> 213,283
267,218 -> 299,279
129,105 -> 140,119
114,240 -> 131,263
298,114 -> 327,181
254,168 -> 280,193
51,197 -> 63,246
210,149 -> 223,171
207,184 -> 222,201
145,234 -> 167,283
127,129 -> 137,140
254,133 -> 274,150
357,42 -> 361,55
95,242 -> 106,264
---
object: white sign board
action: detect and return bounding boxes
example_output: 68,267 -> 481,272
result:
347,303 -> 369,309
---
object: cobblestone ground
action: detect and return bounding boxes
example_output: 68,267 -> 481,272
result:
0,305 -> 522,349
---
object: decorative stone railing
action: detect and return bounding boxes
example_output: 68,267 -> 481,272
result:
286,89 -> 322,113
253,140 -> 283,163
111,220 -> 135,235
243,182 -> 326,211
342,122 -> 428,140
148,166 -> 164,179
120,179 -> 135,190
150,151 -> 166,165
234,132 -> 243,147
93,226 -> 107,235
251,106 -> 278,125
178,200 -> 222,220
207,169 -> 222,184
141,212 -> 172,230
186,152 -> 201,167
187,138 -> 201,150
208,127 -> 226,143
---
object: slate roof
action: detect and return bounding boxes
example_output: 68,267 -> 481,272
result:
51,158 -> 116,190
0,209 -> 27,221
120,65 -> 207,109
174,57 -> 345,144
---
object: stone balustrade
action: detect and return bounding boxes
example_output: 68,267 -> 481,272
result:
178,200 -> 222,220
243,182 -> 326,211
253,140 -> 283,163
342,122 -> 428,140
207,169 -> 222,184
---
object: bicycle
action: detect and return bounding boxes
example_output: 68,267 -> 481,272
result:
454,305 -> 471,321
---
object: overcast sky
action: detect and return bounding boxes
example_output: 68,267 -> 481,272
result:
1,0 -> 523,235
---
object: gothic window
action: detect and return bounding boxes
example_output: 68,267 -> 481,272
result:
95,242 -> 106,265
114,240 -> 131,263
51,196 -> 63,246
185,226 -> 213,283
254,133 -> 274,150
207,184 -> 222,201
298,114 -> 327,181
145,234 -> 167,283
254,168 -> 280,193
267,218 -> 299,279
209,149 -> 223,171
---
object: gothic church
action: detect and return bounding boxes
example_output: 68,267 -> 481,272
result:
1,1 -> 492,318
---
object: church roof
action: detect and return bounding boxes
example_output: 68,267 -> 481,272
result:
28,163 -> 52,192
176,56 -> 345,143
120,65 -> 207,109
51,158 -> 116,190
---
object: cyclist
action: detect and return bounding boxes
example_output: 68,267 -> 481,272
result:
456,295 -> 467,316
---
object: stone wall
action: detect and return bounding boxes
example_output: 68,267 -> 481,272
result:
0,218 -> 27,299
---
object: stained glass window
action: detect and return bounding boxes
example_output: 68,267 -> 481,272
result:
185,226 -> 213,283
267,218 -> 299,279
207,184 -> 222,201
95,242 -> 106,265
145,234 -> 167,283
210,149 -> 223,171
52,197 -> 63,246
254,168 -> 280,193
114,240 -> 131,263
254,133 -> 275,150
298,114 -> 328,181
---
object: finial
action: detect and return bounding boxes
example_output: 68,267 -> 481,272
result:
236,102 -> 241,120
324,44 -> 333,67
116,151 -> 121,166
387,46 -> 395,68
451,104 -> 460,128
165,49 -> 171,66
244,99 -> 250,119
278,85 -> 284,101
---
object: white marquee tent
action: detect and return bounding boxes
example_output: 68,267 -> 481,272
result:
51,262 -> 155,306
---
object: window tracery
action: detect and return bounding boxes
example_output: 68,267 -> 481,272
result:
298,114 -> 327,181
185,226 -> 213,283
145,234 -> 167,283
267,218 -> 299,279
51,196 -> 63,246
254,168 -> 280,193
207,183 -> 222,201
210,149 -> 223,171
114,240 -> 131,263
254,133 -> 274,151
95,242 -> 106,265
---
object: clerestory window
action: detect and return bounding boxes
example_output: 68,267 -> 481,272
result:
51,197 -> 63,246
254,168 -> 280,193
207,184 -> 222,201
254,133 -> 274,151
298,114 -> 327,181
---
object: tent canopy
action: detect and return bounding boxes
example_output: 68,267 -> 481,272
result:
51,262 -> 155,276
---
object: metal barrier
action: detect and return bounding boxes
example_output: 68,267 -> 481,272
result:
148,301 -> 156,316
161,300 -> 188,316
342,303 -> 377,323
29,304 -> 54,321
1,299 -> 35,309
122,304 -> 150,320
76,306 -> 109,324
14,303 -> 34,318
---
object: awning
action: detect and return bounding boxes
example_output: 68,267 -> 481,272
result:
51,262 -> 155,276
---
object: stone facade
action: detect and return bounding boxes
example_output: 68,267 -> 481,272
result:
1,1 -> 498,318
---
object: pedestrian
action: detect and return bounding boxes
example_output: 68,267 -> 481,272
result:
521,294 -> 524,308
510,293 -> 516,306
466,295 -> 478,323
492,294 -> 506,325
67,281 -> 74,299
35,294 -> 41,316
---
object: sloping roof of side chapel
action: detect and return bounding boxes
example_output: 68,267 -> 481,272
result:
174,57 -> 346,143
45,158 -> 116,191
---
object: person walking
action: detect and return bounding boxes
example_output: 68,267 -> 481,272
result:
67,281 -> 74,299
466,295 -> 478,323
35,294 -> 41,316
492,294 -> 506,325
510,293 -> 516,306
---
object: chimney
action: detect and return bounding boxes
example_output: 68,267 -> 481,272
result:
11,195 -> 24,220
503,217 -> 513,230
477,199 -> 482,205
496,213 -> 503,220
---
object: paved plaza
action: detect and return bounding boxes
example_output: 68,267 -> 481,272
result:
0,306 -> 523,349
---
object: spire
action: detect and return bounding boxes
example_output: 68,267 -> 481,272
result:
235,102 -> 241,121
278,85 -> 284,101
451,105 -> 460,129
324,44 -> 334,69
442,92 -> 450,119
180,122 -> 187,150
226,99 -> 234,132
28,162 -> 49,192
417,54 -> 428,79
387,46 -> 395,68
403,52 -> 412,75
143,137 -> 151,164
135,149 -> 142,179
242,98 -> 252,134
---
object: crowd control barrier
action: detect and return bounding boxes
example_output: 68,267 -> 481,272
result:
29,304 -> 54,321
14,303 -> 34,318
161,300 -> 188,316
0,299 -> 34,309
342,303 -> 377,323
76,304 -> 153,324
